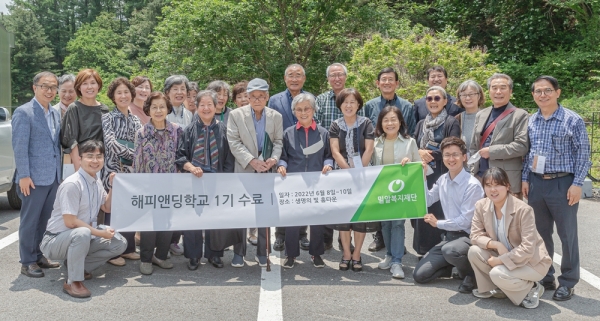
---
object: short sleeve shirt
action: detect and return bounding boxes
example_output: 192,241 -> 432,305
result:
329,116 -> 375,160
46,168 -> 107,233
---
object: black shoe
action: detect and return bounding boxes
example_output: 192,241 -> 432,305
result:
324,242 -> 333,251
273,236 -> 285,251
368,234 -> 385,252
553,286 -> 574,301
37,257 -> 60,269
541,280 -> 557,290
188,258 -> 200,270
300,236 -> 310,250
312,255 -> 325,268
283,257 -> 295,269
351,258 -> 363,272
21,263 -> 44,278
458,275 -> 476,293
208,257 -> 224,268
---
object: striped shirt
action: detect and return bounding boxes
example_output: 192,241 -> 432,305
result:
315,90 -> 365,131
522,105 -> 591,186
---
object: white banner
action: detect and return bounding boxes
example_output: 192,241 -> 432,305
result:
111,164 -> 428,232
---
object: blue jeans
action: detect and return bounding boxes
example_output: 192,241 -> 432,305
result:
381,220 -> 405,264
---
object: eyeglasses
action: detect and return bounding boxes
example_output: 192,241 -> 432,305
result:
36,84 -> 58,92
294,108 -> 313,114
426,96 -> 442,102
379,77 -> 396,84
533,88 -> 555,96
459,93 -> 479,99
328,73 -> 346,79
249,95 -> 266,102
82,154 -> 104,161
286,74 -> 304,80
442,153 -> 463,159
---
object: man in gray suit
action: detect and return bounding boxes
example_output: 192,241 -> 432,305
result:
227,78 -> 283,266
469,73 -> 529,197
12,71 -> 62,277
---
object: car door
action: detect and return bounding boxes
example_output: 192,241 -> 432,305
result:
0,107 -> 15,188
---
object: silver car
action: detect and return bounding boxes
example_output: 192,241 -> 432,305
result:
0,106 -> 21,209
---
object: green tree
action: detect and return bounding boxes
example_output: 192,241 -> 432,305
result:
347,33 -> 499,103
63,12 -> 132,79
147,0 -> 413,94
3,4 -> 55,105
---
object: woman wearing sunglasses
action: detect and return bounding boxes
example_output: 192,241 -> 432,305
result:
412,86 -> 460,256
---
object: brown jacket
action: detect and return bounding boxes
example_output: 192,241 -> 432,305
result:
468,103 -> 529,193
470,194 -> 552,276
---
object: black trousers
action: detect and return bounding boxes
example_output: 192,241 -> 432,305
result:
276,226 -> 307,239
140,231 -> 173,263
285,225 -> 324,258
323,226 -> 334,244
413,232 -> 473,284
183,230 -> 246,259
104,212 -> 136,255
528,173 -> 580,288
256,228 -> 272,257
171,231 -> 182,244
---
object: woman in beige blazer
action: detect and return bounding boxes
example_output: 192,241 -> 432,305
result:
468,167 -> 552,309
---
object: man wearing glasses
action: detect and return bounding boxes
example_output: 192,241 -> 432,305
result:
469,73 -> 529,198
40,140 -> 127,298
227,78 -> 283,266
413,137 -> 484,293
12,72 -> 63,278
522,76 -> 591,301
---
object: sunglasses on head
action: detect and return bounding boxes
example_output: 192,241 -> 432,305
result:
426,95 -> 442,102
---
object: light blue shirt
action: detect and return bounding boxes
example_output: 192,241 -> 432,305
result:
251,107 -> 267,152
33,97 -> 58,141
426,168 -> 485,234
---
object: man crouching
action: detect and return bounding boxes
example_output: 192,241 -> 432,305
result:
40,140 -> 127,298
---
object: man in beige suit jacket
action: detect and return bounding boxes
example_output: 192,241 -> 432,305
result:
469,73 -> 529,195
227,78 -> 283,266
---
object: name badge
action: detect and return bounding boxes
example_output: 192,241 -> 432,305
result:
532,155 -> 546,174
348,155 -> 363,168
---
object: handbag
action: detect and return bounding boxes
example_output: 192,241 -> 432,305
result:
116,139 -> 134,167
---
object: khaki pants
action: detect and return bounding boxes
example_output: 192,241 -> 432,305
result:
468,246 -> 544,305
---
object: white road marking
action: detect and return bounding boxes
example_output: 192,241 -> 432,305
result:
0,231 -> 18,251
257,228 -> 283,321
553,253 -> 600,291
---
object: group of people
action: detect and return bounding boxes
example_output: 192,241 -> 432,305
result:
11,62 -> 590,309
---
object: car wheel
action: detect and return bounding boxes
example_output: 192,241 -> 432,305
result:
7,182 -> 22,210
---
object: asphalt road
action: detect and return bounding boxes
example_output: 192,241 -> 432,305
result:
0,192 -> 599,320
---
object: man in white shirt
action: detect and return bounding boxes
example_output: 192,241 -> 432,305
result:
413,136 -> 485,293
40,140 -> 127,298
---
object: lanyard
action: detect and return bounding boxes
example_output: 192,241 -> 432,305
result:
344,119 -> 360,155
78,172 -> 97,225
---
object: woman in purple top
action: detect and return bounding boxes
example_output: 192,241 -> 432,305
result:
133,92 -> 183,275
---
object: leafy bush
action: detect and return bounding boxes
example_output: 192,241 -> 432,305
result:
346,33 -> 499,102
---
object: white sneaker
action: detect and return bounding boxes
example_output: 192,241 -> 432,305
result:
169,243 -> 184,255
378,255 -> 392,269
521,282 -> 544,309
390,263 -> 405,279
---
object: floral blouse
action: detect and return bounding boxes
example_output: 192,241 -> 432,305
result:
133,120 -> 183,174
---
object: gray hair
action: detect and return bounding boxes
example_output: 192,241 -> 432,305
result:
426,86 -> 447,99
456,80 -> 485,108
291,93 -> 317,112
196,90 -> 218,107
163,75 -> 190,94
58,74 -> 76,87
487,73 -> 513,90
188,81 -> 200,93
206,80 -> 231,98
285,64 -> 305,76
32,71 -> 58,86
326,63 -> 348,78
